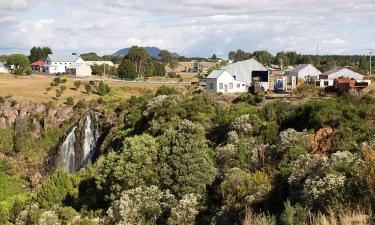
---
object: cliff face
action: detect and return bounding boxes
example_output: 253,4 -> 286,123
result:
0,98 -> 81,187
0,98 -> 74,133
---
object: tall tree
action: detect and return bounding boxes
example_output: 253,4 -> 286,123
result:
168,59 -> 179,72
158,120 -> 217,198
29,46 -> 52,62
252,50 -> 273,66
118,59 -> 137,79
128,46 -> 150,79
159,50 -> 172,64
7,54 -> 31,75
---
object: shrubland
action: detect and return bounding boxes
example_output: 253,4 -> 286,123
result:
0,88 -> 375,224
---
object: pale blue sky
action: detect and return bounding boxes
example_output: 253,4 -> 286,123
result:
0,0 -> 374,57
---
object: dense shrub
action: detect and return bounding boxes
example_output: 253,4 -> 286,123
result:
155,86 -> 179,96
95,81 -> 111,96
36,170 -> 77,208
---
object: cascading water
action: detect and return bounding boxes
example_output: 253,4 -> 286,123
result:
58,126 -> 77,173
57,114 -> 98,173
81,115 -> 97,167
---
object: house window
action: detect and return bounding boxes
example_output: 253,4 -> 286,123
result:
237,83 -> 240,88
229,83 -> 233,89
219,83 -> 223,89
324,81 -> 329,86
209,82 -> 214,89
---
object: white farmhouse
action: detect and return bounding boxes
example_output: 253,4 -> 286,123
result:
223,59 -> 269,89
316,68 -> 370,88
0,62 -> 9,73
66,63 -> 92,77
289,64 -> 321,82
206,70 -> 247,93
44,54 -> 85,74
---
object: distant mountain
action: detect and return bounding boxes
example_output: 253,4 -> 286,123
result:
114,47 -> 179,60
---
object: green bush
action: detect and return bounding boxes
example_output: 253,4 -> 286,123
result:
84,83 -> 92,94
74,80 -> 81,90
155,86 -> 179,96
74,99 -> 88,111
0,128 -> 14,154
36,170 -> 77,208
254,93 -> 265,103
65,97 -> 74,106
233,93 -> 254,104
95,81 -> 111,96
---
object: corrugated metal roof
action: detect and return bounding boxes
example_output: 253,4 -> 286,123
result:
223,58 -> 267,83
47,54 -> 79,62
31,60 -> 45,66
206,70 -> 225,79
322,68 -> 363,80
289,64 -> 310,73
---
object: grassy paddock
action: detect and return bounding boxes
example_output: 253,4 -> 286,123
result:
0,74 -> 186,105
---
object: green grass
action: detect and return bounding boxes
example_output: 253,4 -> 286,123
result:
0,160 -> 29,211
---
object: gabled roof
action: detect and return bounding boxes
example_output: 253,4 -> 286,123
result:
290,64 -> 311,73
321,68 -> 343,75
206,70 -> 226,79
47,54 -> 80,62
224,58 -> 267,72
321,68 -> 363,80
31,60 -> 45,66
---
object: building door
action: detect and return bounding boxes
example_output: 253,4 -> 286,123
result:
224,84 -> 228,93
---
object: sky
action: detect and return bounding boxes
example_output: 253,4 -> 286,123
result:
0,0 -> 374,58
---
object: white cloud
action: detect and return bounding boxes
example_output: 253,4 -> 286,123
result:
0,0 -> 374,57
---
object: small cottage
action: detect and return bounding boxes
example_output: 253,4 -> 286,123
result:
31,60 -> 45,72
205,70 -> 247,93
289,64 -> 321,82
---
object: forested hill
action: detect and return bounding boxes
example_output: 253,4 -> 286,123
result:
114,47 -> 179,59
1,87 -> 375,224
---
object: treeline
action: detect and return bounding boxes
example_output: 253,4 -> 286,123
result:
228,49 -> 374,74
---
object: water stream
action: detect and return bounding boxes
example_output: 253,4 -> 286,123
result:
81,115 -> 97,168
57,114 -> 98,173
58,126 -> 77,173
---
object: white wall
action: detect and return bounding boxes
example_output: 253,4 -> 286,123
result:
46,65 -> 67,73
75,64 -> 92,77
206,71 -> 247,93
317,79 -> 334,88
297,65 -> 321,80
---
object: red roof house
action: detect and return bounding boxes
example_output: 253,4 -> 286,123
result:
31,60 -> 45,72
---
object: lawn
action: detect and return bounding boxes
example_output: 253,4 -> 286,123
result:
0,74 -> 186,105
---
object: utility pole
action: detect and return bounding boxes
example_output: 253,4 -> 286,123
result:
369,49 -> 372,76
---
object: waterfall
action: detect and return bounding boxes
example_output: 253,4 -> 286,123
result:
81,115 -> 97,168
56,114 -> 98,173
58,126 -> 77,173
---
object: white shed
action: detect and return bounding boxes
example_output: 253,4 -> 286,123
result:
316,68 -> 365,88
66,63 -> 92,77
0,62 -> 9,73
206,70 -> 247,93
45,54 -> 85,74
320,68 -> 363,80
223,58 -> 268,84
289,64 -> 321,81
